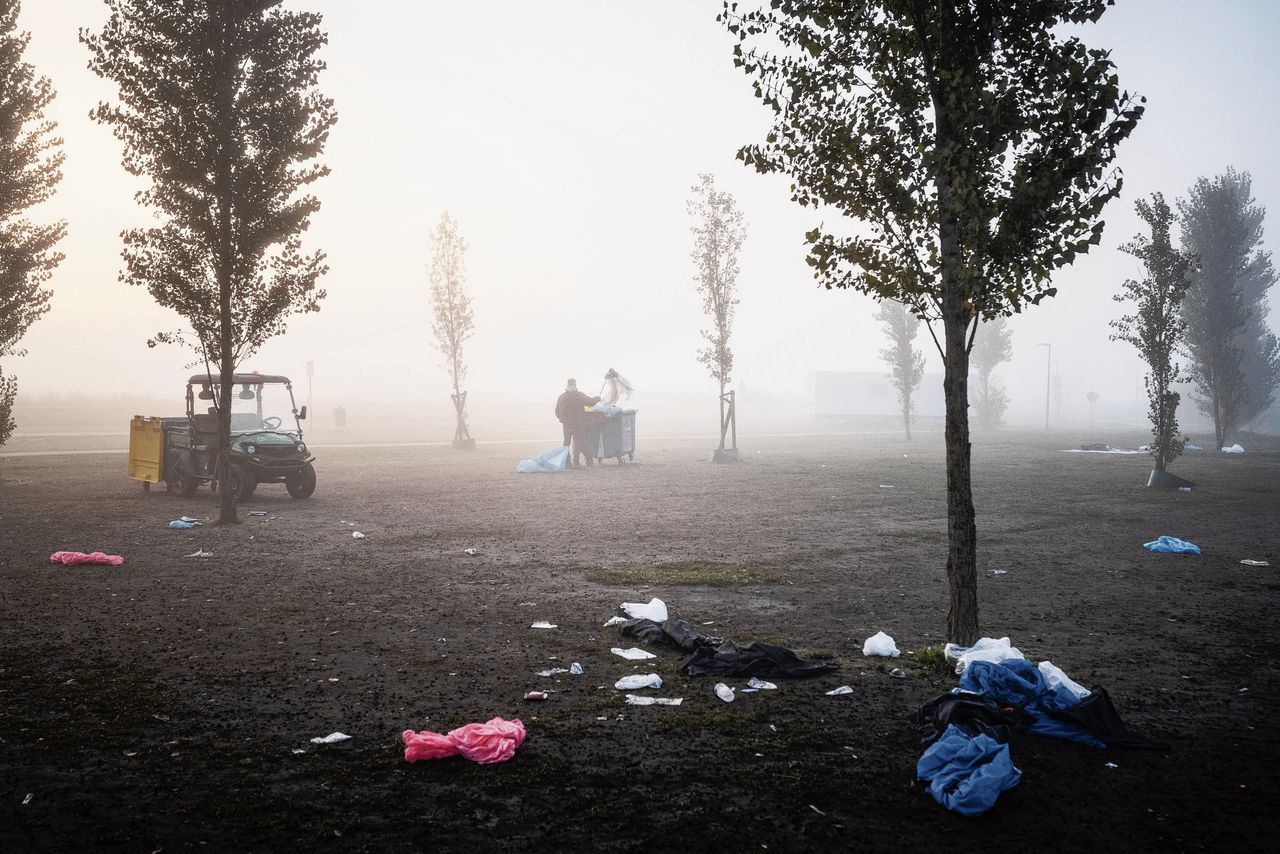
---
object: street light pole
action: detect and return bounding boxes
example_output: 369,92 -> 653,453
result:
1038,343 -> 1051,430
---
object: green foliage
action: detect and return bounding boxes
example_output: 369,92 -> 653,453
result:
1177,168 -> 1279,447
0,0 -> 65,447
911,645 -> 952,676
83,0 -> 336,370
688,174 -> 745,394
1109,193 -> 1193,471
971,316 -> 1013,429
875,300 -> 925,439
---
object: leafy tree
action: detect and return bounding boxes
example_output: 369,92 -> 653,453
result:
970,316 -> 1012,429
1109,193 -> 1192,473
428,211 -> 475,448
875,300 -> 925,439
721,0 -> 1143,642
85,0 -> 336,522
0,0 -> 65,447
1178,168 -> 1278,448
688,173 -> 746,454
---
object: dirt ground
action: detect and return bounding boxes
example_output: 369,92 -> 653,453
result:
1,429 -> 1277,852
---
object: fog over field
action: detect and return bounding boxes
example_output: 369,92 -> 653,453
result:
7,0 -> 1279,443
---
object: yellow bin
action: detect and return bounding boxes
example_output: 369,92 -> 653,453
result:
128,415 -> 165,484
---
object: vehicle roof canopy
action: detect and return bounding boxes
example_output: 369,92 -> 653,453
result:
187,374 -> 291,386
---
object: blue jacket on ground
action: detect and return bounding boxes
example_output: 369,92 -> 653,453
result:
916,724 -> 1022,816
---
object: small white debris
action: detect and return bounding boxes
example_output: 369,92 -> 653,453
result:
535,668 -> 569,677
22,793 -> 33,806
624,695 -> 683,706
186,550 -> 213,558
464,548 -> 478,556
826,686 -> 854,696
809,805 -> 826,816
747,677 -> 777,690
309,732 -> 352,745
1105,762 -> 1119,769
610,647 -> 656,660
352,531 -> 366,540
530,621 -> 558,630
569,662 -> 583,675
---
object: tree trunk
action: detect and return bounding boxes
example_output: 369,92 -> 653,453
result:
214,7 -> 238,525
717,381 -> 726,450
903,404 -> 912,441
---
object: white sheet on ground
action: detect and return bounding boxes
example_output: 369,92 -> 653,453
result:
611,647 -> 656,660
517,445 -> 569,473
1222,443 -> 1245,453
943,636 -> 1025,674
1037,661 -> 1091,700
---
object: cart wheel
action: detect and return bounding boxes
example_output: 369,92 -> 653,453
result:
168,461 -> 199,497
228,462 -> 257,502
286,462 -> 317,498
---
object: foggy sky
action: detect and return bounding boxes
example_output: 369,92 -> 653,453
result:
11,0 -> 1280,428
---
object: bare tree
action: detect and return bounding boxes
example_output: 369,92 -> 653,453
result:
0,0 -> 65,447
85,0 -> 336,523
876,301 -> 925,440
428,211 -> 475,448
688,173 -> 745,460
971,317 -> 1013,429
1110,192 -> 1192,474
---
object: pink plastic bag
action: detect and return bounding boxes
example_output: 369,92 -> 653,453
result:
402,717 -> 526,765
50,551 -> 125,566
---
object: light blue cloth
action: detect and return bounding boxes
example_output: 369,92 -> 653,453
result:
168,520 -> 197,529
516,445 -> 569,473
916,725 -> 1021,816
1143,536 -> 1201,555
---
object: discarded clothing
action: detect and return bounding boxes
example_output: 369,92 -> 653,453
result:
912,692 -> 1026,746
168,520 -> 198,529
916,725 -> 1021,817
1143,536 -> 1201,555
1048,688 -> 1169,750
680,639 -> 838,679
516,445 -> 569,473
959,660 -> 1103,748
402,717 -> 526,765
944,637 -> 1025,674
661,617 -> 723,650
619,617 -> 666,646
863,631 -> 900,658
1037,661 -> 1090,701
49,551 -> 124,566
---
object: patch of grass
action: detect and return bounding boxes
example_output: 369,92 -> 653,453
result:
585,561 -> 783,587
908,645 -> 953,676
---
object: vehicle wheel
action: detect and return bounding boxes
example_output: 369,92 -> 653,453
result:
168,460 -> 199,497
286,462 -> 316,499
228,462 -> 257,502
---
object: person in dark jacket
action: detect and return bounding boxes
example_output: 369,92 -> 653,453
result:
554,378 -> 600,467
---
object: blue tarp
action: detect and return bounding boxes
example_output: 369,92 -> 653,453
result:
1143,535 -> 1201,554
959,660 -> 1105,749
916,724 -> 1022,816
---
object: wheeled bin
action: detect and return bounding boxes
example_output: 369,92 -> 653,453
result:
579,409 -> 636,464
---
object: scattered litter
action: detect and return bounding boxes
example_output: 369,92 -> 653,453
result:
890,668 -> 908,679
879,484 -> 895,489
611,646 -> 656,660
625,695 -> 683,706
1177,486 -> 1192,492
1222,443 -> 1245,454
352,531 -> 366,540
615,674 -> 663,690
809,805 -> 826,816
247,511 -> 267,517
309,732 -> 352,745
1105,762 -> 1119,769
524,691 -> 548,701
123,751 -> 138,756
185,550 -> 213,558
1238,687 -> 1249,694
464,548 -> 479,556
747,677 -> 777,690
991,569 -> 1008,575
291,748 -> 307,754
49,551 -> 124,566
863,631 -> 901,658
1241,559 -> 1270,567
1143,536 -> 1201,555
826,686 -> 854,696
603,616 -> 628,627
22,793 -> 33,806
570,662 -> 583,675
701,621 -> 716,626
1186,444 -> 1203,450
530,621 -> 558,630
740,688 -> 759,693
620,597 -> 668,623
168,519 -> 198,529
179,516 -> 201,523
1063,444 -> 1144,454
535,668 -> 569,677
403,717 -> 526,764
714,683 -> 735,703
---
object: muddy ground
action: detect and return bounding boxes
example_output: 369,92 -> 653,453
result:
1,430 -> 1277,852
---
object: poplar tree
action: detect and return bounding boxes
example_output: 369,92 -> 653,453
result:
84,0 -> 336,522
876,300 -> 925,440
428,211 -> 476,449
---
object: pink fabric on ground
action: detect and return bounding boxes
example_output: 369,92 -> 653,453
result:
402,717 -> 526,765
49,551 -> 125,566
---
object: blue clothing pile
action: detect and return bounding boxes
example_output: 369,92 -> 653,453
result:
1143,535 -> 1201,554
959,659 -> 1105,748
916,725 -> 1021,816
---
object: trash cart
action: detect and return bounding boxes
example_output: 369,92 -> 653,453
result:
580,409 -> 637,464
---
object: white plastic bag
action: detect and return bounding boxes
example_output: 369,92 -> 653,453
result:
862,631 -> 900,658
944,636 -> 1025,674
614,673 -> 662,690
620,597 -> 668,623
610,647 -> 656,660
1037,661 -> 1090,700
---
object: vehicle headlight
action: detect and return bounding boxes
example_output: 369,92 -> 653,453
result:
245,444 -> 257,455
296,442 -> 306,454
